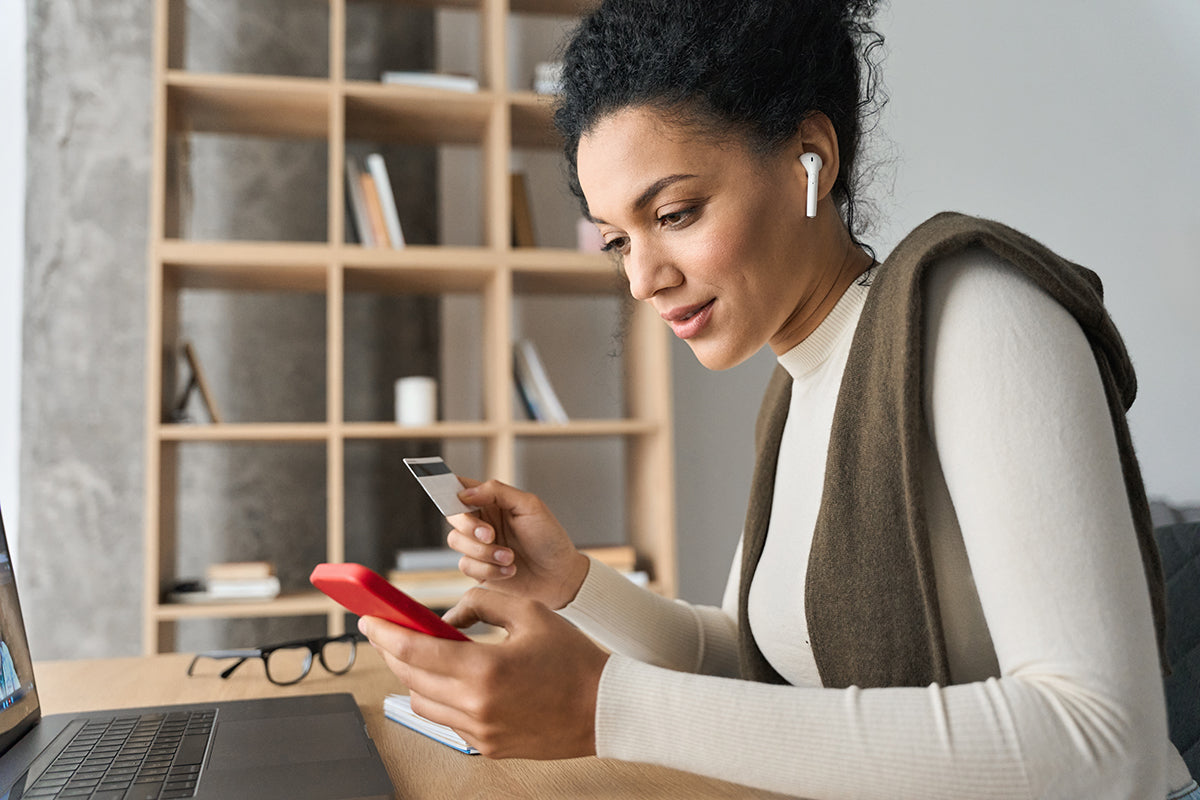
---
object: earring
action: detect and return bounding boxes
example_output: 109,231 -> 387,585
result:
799,153 -> 822,218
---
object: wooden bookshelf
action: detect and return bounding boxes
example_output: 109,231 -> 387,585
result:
143,0 -> 676,653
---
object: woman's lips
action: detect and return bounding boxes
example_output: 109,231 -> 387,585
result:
663,299 -> 715,339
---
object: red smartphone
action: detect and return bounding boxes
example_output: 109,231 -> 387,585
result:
310,562 -> 469,641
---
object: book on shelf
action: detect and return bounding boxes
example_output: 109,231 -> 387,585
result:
364,153 -> 406,248
510,172 -> 536,248
169,341 -> 222,424
387,571 -> 474,604
205,575 -> 281,600
205,561 -> 275,581
345,156 -> 375,246
381,71 -> 479,94
395,548 -> 462,573
358,171 -> 391,247
512,339 -> 568,424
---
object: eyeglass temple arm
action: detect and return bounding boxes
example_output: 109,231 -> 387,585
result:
185,649 -> 262,679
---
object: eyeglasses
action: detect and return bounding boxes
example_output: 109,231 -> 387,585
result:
186,634 -> 359,686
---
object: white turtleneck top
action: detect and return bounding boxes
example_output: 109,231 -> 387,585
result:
560,248 -> 1194,798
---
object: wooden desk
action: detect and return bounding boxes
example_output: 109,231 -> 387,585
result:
34,650 -> 792,799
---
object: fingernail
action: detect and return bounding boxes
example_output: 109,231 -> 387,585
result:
459,487 -> 478,499
474,526 -> 491,542
495,548 -> 513,565
357,617 -> 368,635
499,565 -> 515,577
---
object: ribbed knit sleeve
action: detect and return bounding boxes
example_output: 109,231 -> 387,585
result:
560,556 -> 741,677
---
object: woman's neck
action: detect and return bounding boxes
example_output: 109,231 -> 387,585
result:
770,222 -> 875,355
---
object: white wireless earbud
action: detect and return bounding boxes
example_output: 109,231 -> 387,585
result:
800,152 -> 823,218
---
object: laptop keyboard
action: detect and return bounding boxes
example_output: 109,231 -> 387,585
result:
22,709 -> 216,799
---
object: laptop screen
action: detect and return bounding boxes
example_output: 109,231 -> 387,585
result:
0,507 -> 40,755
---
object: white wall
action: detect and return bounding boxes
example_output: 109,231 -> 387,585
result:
673,0 -> 1200,602
1,3 -> 26,562
872,0 -> 1200,502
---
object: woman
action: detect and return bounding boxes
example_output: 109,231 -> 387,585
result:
359,1 -> 1197,796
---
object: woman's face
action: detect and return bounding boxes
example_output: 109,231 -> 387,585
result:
576,106 -> 820,371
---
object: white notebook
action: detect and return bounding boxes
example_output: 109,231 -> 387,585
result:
383,694 -> 480,755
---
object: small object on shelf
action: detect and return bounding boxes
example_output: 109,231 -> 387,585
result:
165,574 -> 281,604
170,341 -> 222,424
365,153 -> 406,249
513,339 -> 568,423
358,171 -> 391,247
394,376 -> 437,426
381,71 -> 479,93
532,61 -> 564,95
394,548 -> 461,573
510,172 -> 536,248
345,156 -> 375,246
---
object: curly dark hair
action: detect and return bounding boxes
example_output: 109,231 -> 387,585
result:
554,0 -> 886,242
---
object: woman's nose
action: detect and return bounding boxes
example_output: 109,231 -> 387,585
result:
624,240 -> 682,302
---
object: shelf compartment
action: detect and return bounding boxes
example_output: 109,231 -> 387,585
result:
168,287 -> 327,424
342,438 -> 488,571
344,83 -> 492,146
169,0 -> 330,78
167,72 -> 332,138
512,292 -> 627,421
510,92 -> 559,149
514,436 -> 628,549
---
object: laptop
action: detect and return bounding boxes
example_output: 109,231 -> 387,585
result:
0,504 -> 395,800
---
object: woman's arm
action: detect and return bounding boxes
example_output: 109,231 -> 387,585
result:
559,551 -> 742,677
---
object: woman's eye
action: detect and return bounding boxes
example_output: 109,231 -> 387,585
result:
601,236 -> 630,255
658,207 -> 695,228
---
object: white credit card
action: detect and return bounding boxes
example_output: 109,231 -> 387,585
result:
403,456 -> 478,517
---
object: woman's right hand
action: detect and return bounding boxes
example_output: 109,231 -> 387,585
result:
444,479 -> 591,610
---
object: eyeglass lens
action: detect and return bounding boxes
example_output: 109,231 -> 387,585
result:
319,637 -> 356,674
262,637 -> 356,685
264,647 -> 313,685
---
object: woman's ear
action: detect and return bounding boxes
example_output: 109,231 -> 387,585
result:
790,113 -> 840,215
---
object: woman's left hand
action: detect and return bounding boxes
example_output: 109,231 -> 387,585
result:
358,586 -> 610,760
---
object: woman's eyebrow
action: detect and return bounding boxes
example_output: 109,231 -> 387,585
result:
590,173 -> 698,225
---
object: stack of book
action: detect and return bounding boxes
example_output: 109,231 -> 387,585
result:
387,546 -> 646,608
381,70 -> 479,93
346,153 -> 405,248
205,562 -> 280,600
166,562 -> 281,604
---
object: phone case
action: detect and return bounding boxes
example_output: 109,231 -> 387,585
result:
310,562 -> 469,641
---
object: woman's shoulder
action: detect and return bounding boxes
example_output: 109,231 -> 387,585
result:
922,245 -> 1066,329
